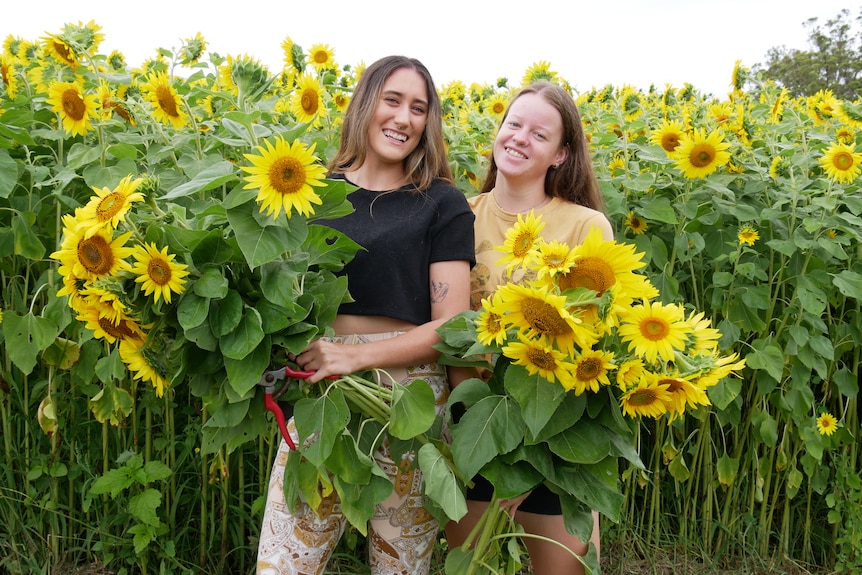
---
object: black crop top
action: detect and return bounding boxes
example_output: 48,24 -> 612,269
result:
319,175 -> 475,325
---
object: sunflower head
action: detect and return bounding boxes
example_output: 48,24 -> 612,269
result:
819,141 -> 862,184
816,412 -> 838,436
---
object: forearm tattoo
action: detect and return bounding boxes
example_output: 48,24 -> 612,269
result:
431,280 -> 450,303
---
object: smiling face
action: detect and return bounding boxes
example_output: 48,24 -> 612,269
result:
493,92 -> 568,184
364,67 -> 429,168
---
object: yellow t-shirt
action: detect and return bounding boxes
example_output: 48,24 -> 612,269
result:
468,191 -> 613,310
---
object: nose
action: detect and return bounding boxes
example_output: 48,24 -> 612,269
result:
511,129 -> 526,146
394,104 -> 410,129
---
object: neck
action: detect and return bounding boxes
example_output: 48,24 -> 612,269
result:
491,179 -> 551,213
348,161 -> 407,191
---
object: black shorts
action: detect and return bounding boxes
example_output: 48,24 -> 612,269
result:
466,474 -> 562,515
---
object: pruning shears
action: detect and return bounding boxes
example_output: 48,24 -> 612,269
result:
258,365 -> 339,451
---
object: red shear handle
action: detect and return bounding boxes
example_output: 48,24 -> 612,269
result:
263,392 -> 297,451
284,365 -> 340,380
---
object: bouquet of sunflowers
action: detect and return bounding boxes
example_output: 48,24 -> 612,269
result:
435,212 -> 746,575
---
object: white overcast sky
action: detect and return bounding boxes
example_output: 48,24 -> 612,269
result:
4,1 -> 859,97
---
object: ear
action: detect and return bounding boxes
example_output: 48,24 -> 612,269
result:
554,146 -> 568,168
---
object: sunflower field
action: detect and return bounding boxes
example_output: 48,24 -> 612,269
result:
1,20 -> 860,575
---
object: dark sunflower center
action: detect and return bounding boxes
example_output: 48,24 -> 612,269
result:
661,133 -> 680,153
62,89 -> 86,120
512,231 -> 535,258
559,257 -> 615,294
156,86 -> 180,117
526,348 -> 557,371
78,236 -> 114,275
521,298 -> 569,336
301,90 -> 319,114
270,157 -> 305,194
313,51 -> 328,64
834,151 -> 854,170
98,317 -> 138,340
576,357 -> 601,380
690,144 -> 716,168
659,378 -> 682,393
629,388 -> 658,406
97,192 -> 124,221
641,317 -> 670,341
147,258 -> 171,286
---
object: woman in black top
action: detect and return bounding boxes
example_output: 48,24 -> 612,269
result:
256,55 -> 475,575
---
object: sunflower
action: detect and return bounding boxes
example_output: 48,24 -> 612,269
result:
42,34 -> 78,69
77,304 -> 145,345
55,264 -> 88,312
653,372 -> 709,418
769,156 -> 790,179
673,128 -> 731,179
649,119 -> 686,155
79,280 -> 130,324
51,226 -> 134,281
475,291 -> 507,346
107,50 -> 127,72
141,71 -> 187,129
130,243 -> 190,304
557,226 -> 655,307
569,348 -> 616,395
620,378 -> 672,419
502,335 -> 577,388
178,32 -> 207,66
608,154 -> 626,174
619,89 -> 643,122
695,352 -> 746,388
684,310 -> 720,356
737,226 -> 759,247
281,36 -> 305,71
485,93 -> 508,118
818,141 -> 862,184
307,43 -> 336,73
78,176 -> 145,235
618,300 -> 691,364
530,239 -> 577,282
120,338 -> 169,397
816,412 -> 838,436
624,211 -> 648,235
495,283 -> 596,353
495,210 -> 545,277
616,358 -> 645,391
521,61 -> 557,86
241,136 -> 328,218
46,81 -> 99,136
290,73 -> 326,127
333,91 -> 350,113
0,53 -> 18,99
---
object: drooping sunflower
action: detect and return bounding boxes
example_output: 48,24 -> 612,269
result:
140,71 -> 187,129
620,377 -> 672,419
819,141 -> 862,184
624,211 -> 648,235
816,412 -> 838,436
77,304 -> 145,345
695,353 -> 746,388
130,243 -> 190,304
475,291 -> 508,347
97,80 -> 136,126
119,338 -> 169,397
46,81 -> 99,136
290,73 -> 326,127
684,310 -> 721,356
79,279 -> 130,324
42,34 -> 78,69
78,176 -> 145,235
495,210 -> 545,277
307,43 -> 336,73
51,226 -> 134,281
737,226 -> 759,247
618,300 -> 691,364
652,371 -> 709,419
649,119 -> 686,156
568,348 -> 616,395
502,335 -> 577,388
673,128 -> 731,179
495,283 -> 596,353
241,136 -> 328,219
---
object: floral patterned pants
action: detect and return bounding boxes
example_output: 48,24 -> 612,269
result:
256,333 -> 450,575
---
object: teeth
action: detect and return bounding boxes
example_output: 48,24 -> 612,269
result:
506,147 -> 526,159
383,129 -> 407,142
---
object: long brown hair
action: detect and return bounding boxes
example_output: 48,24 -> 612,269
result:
480,81 -> 605,212
328,55 -> 453,190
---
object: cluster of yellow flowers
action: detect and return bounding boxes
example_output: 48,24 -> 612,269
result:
473,212 -> 746,420
49,176 -> 189,397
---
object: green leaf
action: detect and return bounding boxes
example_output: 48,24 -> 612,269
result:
333,468 -> 393,534
2,310 -> 61,375
12,211 -> 45,259
305,225 -> 362,270
668,453 -> 691,482
389,380 -> 436,439
551,462 -> 624,521
326,432 -> 374,485
219,307 -> 264,359
528,391 -> 586,443
418,442 -> 467,522
129,524 -> 157,555
294,388 -> 351,467
177,292 -> 210,330
194,266 -> 229,299
224,336 -> 271,396
0,148 -> 17,198
745,340 -> 785,383
717,453 -> 739,487
209,289 -> 243,337
90,466 -> 136,498
89,380 -> 134,425
639,196 -> 678,224
834,367 -> 858,398
451,394 -> 525,480
504,364 -> 565,438
161,160 -> 237,199
226,203 -> 305,269
129,488 -> 162,527
143,461 -> 173,482
832,270 -> 862,300
546,419 -> 612,464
